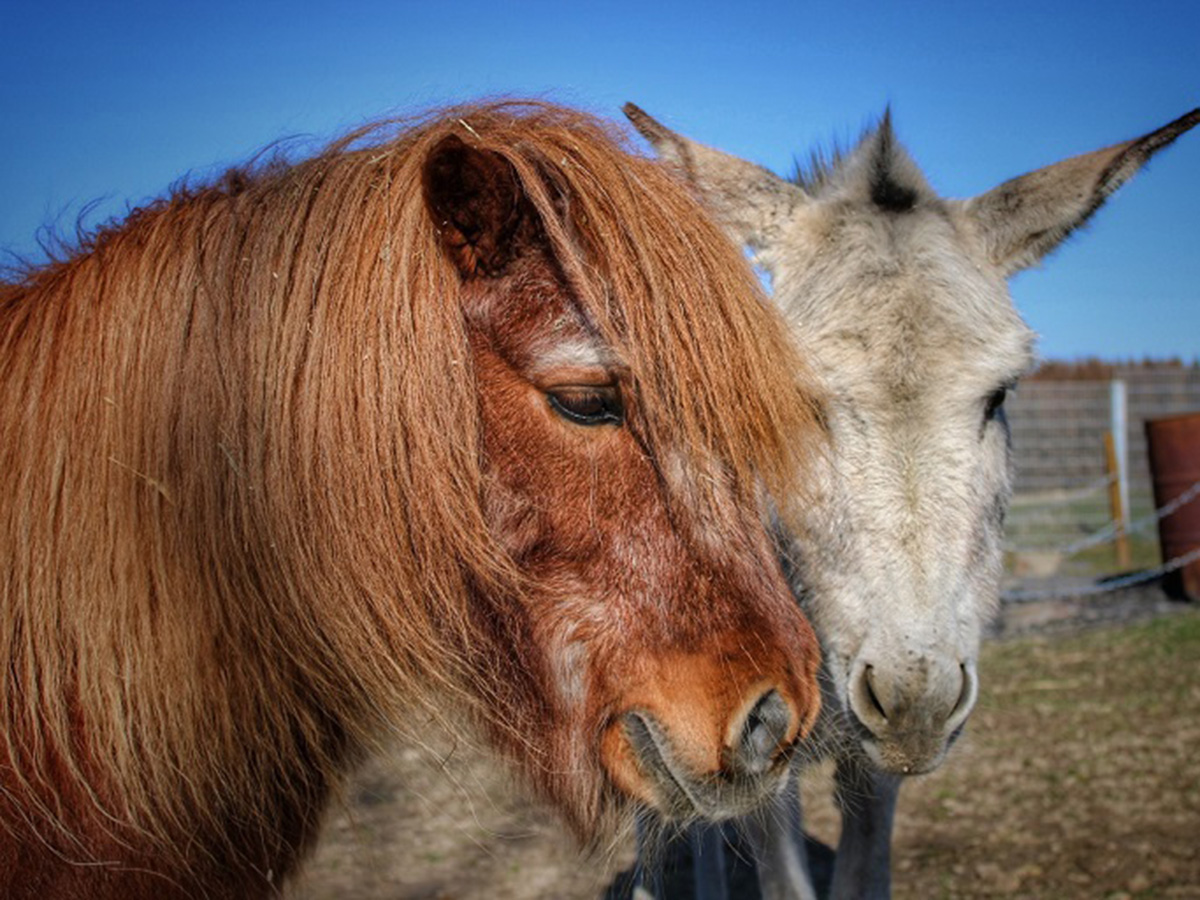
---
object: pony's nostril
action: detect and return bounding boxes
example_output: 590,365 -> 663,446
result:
732,689 -> 793,775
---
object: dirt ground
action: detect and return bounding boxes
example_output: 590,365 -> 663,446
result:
290,597 -> 1200,899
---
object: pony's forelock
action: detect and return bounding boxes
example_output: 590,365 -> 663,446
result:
455,103 -> 822,515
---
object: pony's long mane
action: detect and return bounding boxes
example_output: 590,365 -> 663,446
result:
0,101 -> 819,862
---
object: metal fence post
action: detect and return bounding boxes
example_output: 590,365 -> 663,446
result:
1110,379 -> 1131,539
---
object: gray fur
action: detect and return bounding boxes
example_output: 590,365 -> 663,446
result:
625,102 -> 1198,899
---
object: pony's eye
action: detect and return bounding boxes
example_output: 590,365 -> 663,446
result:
984,386 -> 1008,422
547,386 -> 623,427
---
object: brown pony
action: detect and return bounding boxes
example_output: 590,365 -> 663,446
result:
0,101 -> 823,898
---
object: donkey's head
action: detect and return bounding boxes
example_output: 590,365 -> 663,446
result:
627,103 -> 1198,774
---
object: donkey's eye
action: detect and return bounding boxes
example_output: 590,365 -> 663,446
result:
547,386 -> 623,427
984,386 -> 1008,422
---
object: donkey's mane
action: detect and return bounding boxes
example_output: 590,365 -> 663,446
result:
790,111 -> 927,212
0,100 -> 818,859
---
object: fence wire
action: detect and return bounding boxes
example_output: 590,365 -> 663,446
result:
1004,545 -> 1200,602
1006,476 -> 1200,557
1003,474 -> 1200,601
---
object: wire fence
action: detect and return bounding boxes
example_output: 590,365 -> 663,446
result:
1003,370 -> 1200,602
1006,475 -> 1200,557
1005,546 -> 1200,602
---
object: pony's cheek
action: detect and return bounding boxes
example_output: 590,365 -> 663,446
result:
479,480 -> 543,560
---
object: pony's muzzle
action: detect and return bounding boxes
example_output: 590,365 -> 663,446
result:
600,682 -> 806,820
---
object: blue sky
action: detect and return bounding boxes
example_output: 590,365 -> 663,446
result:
2,0 -> 1197,360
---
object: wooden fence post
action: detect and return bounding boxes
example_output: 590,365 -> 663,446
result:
1105,431 -> 1132,569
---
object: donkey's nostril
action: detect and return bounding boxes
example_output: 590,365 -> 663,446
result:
863,665 -> 888,721
848,662 -> 893,736
731,689 -> 793,775
946,661 -> 979,733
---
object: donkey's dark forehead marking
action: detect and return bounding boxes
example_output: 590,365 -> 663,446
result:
793,113 -> 923,213
870,170 -> 919,213
870,122 -> 919,214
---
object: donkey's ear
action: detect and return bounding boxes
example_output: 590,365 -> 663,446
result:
623,103 -> 806,251
423,134 -> 525,278
960,108 -> 1199,278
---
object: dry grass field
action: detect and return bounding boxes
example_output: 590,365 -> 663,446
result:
292,605 -> 1200,899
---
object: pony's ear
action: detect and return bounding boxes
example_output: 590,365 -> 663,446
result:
623,103 -> 806,251
959,108 -> 1199,278
423,134 -> 525,278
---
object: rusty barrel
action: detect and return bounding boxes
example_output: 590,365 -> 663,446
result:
1144,411 -> 1200,601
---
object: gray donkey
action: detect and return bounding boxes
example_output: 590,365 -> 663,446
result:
625,103 -> 1199,900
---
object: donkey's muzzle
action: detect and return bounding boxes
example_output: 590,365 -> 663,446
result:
848,654 -> 978,774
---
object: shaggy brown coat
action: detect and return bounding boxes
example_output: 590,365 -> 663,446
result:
1,101 -> 822,898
